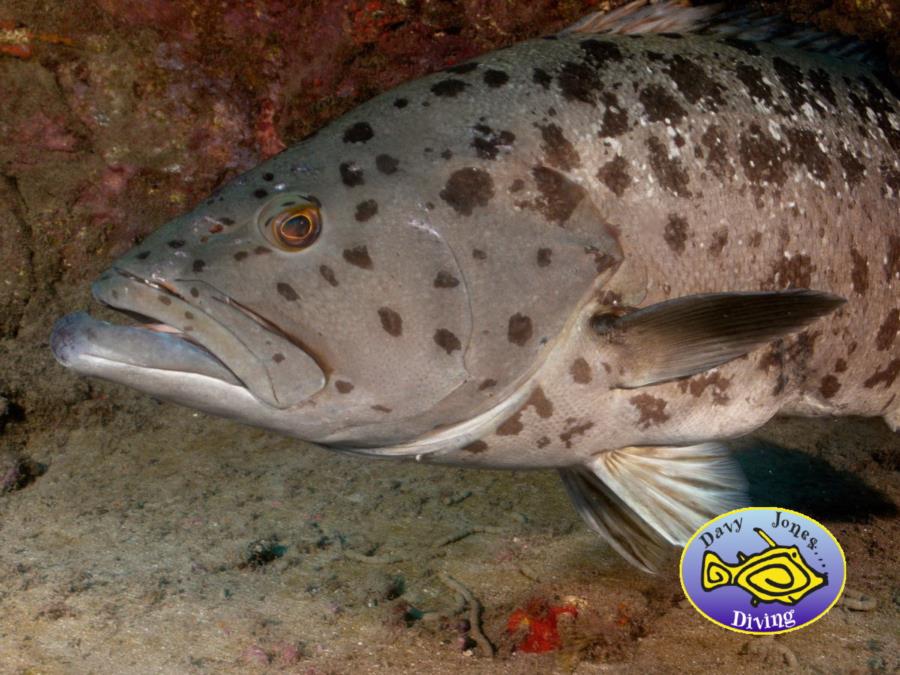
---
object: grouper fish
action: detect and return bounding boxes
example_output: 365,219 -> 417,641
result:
51,1 -> 899,571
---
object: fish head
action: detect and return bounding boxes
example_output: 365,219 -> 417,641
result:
52,132 -> 477,443
51,69 -> 627,447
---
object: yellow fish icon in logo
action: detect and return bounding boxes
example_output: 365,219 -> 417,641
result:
702,528 -> 828,606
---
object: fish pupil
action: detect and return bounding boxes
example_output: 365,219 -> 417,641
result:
282,215 -> 312,242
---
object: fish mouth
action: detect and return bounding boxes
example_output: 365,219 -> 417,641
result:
51,268 -> 326,409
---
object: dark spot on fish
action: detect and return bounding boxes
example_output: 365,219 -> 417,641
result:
664,214 -> 689,254
579,39 -> 622,66
708,229 -> 728,256
158,295 -> 172,305
136,251 -> 150,260
819,375 -> 840,399
263,172 -> 274,181
277,282 -> 299,301
253,188 -> 268,199
394,98 -> 408,108
536,436 -> 551,449
190,287 -> 199,298
629,393 -> 670,429
537,248 -> 552,267
439,167 -> 494,216
355,199 -> 378,222
471,124 -> 515,160
850,248 -> 869,294
723,37 -> 760,56
773,57 -> 822,114
559,419 -> 594,449
234,251 -> 249,261
863,359 -> 900,389
839,148 -> 866,188
340,162 -> 364,187
647,136 -> 691,197
168,240 -> 185,249
431,79 -> 468,97
272,353 -> 285,363
876,309 -> 899,351
372,404 -> 392,413
570,357 -> 592,384
497,387 -> 554,436
192,260 -> 205,273
808,67 -> 837,106
335,380 -> 354,394
596,155 -> 630,196
679,372 -> 732,405
184,311 -> 194,320
739,122 -> 789,199
433,271 -> 460,288
533,67 -> 552,89
769,254 -> 814,290
835,358 -> 848,373
885,235 -> 900,282
526,386 -> 554,418
639,84 -> 687,123
785,128 -> 830,181
584,246 -> 617,274
319,265 -> 339,287
375,154 -> 399,175
463,440 -> 488,454
343,245 -> 373,270
507,313 -> 533,346
479,378 -> 497,391
663,54 -> 726,109
483,69 -> 509,87
343,121 -> 374,143
884,164 -> 900,199
472,248 -> 487,260
598,92 -> 629,137
496,413 -> 523,436
447,62 -> 478,74
527,165 -> 586,224
434,328 -> 461,355
220,217 -> 235,225
509,178 -> 525,193
254,246 -> 271,255
440,149 -> 452,160
736,64 -> 773,106
557,61 -> 602,104
535,122 -> 581,171
377,307 -> 403,337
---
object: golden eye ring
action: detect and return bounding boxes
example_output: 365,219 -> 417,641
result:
271,207 -> 321,250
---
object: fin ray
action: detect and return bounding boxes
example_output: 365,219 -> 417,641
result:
558,466 -> 670,573
590,443 -> 749,546
594,290 -> 844,389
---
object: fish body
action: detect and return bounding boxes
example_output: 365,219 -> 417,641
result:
702,528 -> 828,606
51,3 -> 899,571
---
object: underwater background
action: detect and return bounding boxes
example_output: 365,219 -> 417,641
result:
0,0 -> 898,672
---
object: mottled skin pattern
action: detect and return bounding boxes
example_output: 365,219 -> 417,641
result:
57,34 -> 898,468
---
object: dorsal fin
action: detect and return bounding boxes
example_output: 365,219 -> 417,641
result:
562,0 -> 719,37
562,0 -> 878,65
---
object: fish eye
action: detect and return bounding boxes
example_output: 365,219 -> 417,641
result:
271,206 -> 321,250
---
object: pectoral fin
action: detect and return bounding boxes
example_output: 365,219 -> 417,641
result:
558,466 -> 671,573
591,290 -> 844,389
561,443 -> 748,572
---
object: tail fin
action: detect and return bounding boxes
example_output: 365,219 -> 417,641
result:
702,551 -> 733,590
